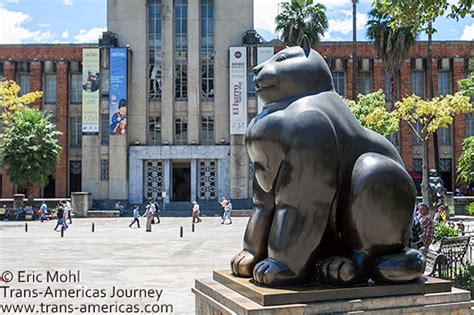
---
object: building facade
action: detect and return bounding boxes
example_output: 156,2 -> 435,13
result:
0,2 -> 471,207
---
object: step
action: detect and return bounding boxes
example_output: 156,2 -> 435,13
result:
87,210 -> 120,218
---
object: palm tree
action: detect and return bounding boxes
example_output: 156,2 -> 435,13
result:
366,8 -> 417,105
275,0 -> 328,46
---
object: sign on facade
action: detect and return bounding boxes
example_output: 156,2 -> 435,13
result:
109,48 -> 128,136
82,48 -> 100,134
229,47 -> 247,135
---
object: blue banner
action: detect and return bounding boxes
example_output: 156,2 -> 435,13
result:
109,48 -> 128,136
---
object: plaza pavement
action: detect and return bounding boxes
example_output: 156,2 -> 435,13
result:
0,217 -> 248,314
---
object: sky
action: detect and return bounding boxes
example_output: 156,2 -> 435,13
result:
0,0 -> 472,45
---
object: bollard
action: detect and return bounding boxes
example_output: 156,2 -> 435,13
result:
180,226 -> 183,238
192,222 -> 195,232
25,223 -> 28,232
61,226 -> 64,238
92,222 -> 95,233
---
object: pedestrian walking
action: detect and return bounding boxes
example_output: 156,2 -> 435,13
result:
54,202 -> 68,231
153,199 -> 161,224
129,205 -> 141,228
39,201 -> 48,222
66,200 -> 73,224
220,197 -> 232,225
418,203 -> 434,250
143,204 -> 155,232
192,201 -> 202,223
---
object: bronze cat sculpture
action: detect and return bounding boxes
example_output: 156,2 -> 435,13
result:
231,37 -> 425,287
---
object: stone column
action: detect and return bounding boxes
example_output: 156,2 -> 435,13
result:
55,61 -> 68,198
161,0 -> 174,144
190,159 -> 197,201
163,159 -> 171,203
187,0 -> 200,144
82,136 -> 100,199
230,135 -> 248,199
71,192 -> 91,217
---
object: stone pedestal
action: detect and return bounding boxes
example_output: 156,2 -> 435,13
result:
192,270 -> 472,314
13,194 -> 25,209
71,192 -> 91,218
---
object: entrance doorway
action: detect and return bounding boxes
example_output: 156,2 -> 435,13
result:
172,162 -> 190,201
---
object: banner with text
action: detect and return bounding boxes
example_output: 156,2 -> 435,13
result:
256,47 -> 274,113
109,48 -> 128,136
82,48 -> 100,134
229,47 -> 247,135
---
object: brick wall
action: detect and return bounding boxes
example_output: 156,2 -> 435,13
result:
55,61 -> 68,197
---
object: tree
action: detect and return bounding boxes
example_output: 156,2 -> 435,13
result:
392,92 -> 473,205
373,0 -> 473,33
366,8 -> 417,104
457,136 -> 474,185
275,0 -> 328,46
0,80 -> 61,204
345,90 -> 399,136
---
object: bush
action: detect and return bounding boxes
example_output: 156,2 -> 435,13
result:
433,222 -> 459,243
466,202 -> 474,216
453,263 -> 474,299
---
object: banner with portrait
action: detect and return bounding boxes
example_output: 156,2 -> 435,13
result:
229,47 -> 247,135
82,48 -> 100,134
109,48 -> 128,136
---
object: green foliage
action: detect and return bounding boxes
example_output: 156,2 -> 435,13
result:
366,8 -> 417,103
392,92 -> 473,142
459,72 -> 474,97
275,0 -> 328,46
457,137 -> 474,185
433,222 -> 459,243
0,108 -> 62,192
373,0 -> 473,34
453,263 -> 474,298
345,90 -> 399,136
466,202 -> 474,216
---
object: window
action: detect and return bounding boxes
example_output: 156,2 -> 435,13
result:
201,116 -> 214,145
358,71 -> 372,95
100,159 -> 109,181
332,71 -> 345,96
384,72 -> 392,102
387,131 -> 399,147
148,116 -> 161,145
175,117 -> 187,145
438,126 -> 451,145
149,0 -> 162,100
18,74 -> 30,96
43,74 -> 56,104
175,0 -> 187,100
70,74 -> 82,104
201,0 -> 214,100
411,71 -> 425,98
413,122 -> 422,145
413,159 -> 422,172
101,113 -> 109,145
69,117 -> 82,148
466,114 -> 474,137
69,161 -> 82,193
439,158 -> 452,172
437,71 -> 451,96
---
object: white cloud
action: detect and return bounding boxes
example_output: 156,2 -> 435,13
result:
61,30 -> 69,39
461,23 -> 473,41
6,0 -> 19,3
39,23 -> 51,28
0,7 -> 53,44
74,27 -> 105,43
64,0 -> 73,6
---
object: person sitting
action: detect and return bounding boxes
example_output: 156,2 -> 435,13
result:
434,204 -> 447,224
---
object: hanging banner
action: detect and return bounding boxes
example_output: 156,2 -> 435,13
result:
82,48 -> 100,134
229,47 -> 247,135
256,47 -> 274,113
109,48 -> 128,136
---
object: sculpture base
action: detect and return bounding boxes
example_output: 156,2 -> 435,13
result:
192,270 -> 472,315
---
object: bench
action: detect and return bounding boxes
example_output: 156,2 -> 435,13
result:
424,236 -> 471,280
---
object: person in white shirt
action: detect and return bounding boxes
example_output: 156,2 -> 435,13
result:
192,201 -> 202,223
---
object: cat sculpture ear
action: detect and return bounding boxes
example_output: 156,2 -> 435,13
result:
300,35 -> 310,57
